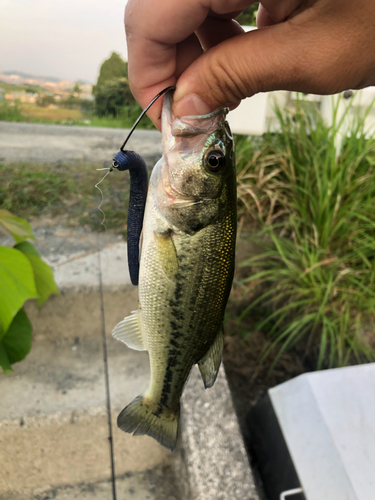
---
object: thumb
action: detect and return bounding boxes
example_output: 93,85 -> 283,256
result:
173,6 -> 369,117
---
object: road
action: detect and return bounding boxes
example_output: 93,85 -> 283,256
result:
0,121 -> 162,166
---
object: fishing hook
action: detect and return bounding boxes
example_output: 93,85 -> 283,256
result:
111,85 -> 175,285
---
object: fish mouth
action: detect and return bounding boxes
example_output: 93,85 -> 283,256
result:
164,90 -> 229,137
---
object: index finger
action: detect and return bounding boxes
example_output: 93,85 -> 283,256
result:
125,0 -> 253,126
125,0 -> 208,125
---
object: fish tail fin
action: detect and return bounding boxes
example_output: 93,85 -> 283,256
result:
117,395 -> 179,451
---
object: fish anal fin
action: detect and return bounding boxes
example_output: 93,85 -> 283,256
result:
198,325 -> 224,389
154,231 -> 178,278
112,310 -> 146,351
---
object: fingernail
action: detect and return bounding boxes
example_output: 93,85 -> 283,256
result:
174,93 -> 212,118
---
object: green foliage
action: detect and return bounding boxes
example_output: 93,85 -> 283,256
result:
0,161 -> 131,234
236,3 -> 259,26
0,210 -> 58,372
92,52 -> 152,124
0,209 -> 34,242
0,309 -> 32,373
87,109 -> 154,129
15,241 -> 58,307
58,94 -> 82,109
94,77 -> 134,117
0,245 -> 38,332
93,52 -> 128,96
0,166 -> 76,216
79,99 -> 94,113
236,96 -> 375,370
0,99 -> 24,121
37,95 -> 56,107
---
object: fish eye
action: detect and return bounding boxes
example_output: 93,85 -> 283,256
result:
205,149 -> 225,172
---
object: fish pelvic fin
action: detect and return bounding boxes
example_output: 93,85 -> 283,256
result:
117,395 -> 179,451
198,324 -> 224,389
112,310 -> 146,351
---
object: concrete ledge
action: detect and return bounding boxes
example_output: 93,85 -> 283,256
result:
177,366 -> 258,500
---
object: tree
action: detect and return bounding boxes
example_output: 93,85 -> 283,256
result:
94,77 -> 135,117
61,94 -> 81,109
92,52 -> 139,117
93,52 -> 128,96
37,95 -> 56,107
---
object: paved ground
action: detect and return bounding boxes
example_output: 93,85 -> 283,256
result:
0,122 -> 162,166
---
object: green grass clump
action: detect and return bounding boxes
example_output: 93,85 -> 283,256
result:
0,162 -> 130,233
236,97 -> 375,369
86,106 -> 154,130
0,166 -> 76,215
0,100 -> 24,122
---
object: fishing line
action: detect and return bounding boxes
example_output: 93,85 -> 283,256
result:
95,168 -> 112,233
119,85 -> 174,152
94,86 -> 174,232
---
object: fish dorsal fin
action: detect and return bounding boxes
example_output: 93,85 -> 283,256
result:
112,310 -> 146,351
154,231 -> 178,279
198,325 -> 224,389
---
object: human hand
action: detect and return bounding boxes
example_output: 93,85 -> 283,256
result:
125,0 -> 375,129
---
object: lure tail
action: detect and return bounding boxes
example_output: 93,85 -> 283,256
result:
117,395 -> 180,451
112,150 -> 148,286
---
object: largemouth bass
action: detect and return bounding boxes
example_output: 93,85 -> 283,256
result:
112,90 -> 237,450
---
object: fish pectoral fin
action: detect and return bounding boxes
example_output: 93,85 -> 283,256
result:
198,325 -> 224,389
154,231 -> 178,278
112,310 -> 146,351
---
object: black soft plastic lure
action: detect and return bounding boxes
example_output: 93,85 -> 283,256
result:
112,86 -> 174,285
112,150 -> 148,286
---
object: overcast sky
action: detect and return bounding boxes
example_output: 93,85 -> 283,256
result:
0,0 -> 129,83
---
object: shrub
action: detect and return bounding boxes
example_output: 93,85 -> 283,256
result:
236,96 -> 375,370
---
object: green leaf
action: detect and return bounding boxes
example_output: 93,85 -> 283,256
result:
15,241 -> 59,306
0,343 -> 12,373
0,209 -> 35,243
15,240 -> 40,257
0,308 -> 32,372
0,247 -> 38,333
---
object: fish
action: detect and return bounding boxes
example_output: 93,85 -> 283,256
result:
112,90 -> 237,450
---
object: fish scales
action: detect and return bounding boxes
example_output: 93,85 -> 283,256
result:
113,90 -> 237,450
